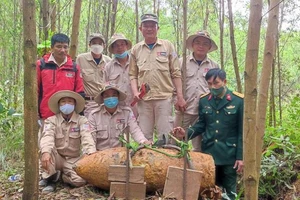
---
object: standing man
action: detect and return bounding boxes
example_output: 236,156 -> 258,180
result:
104,33 -> 137,116
37,33 -> 84,122
174,30 -> 219,152
173,68 -> 244,199
76,33 -> 111,117
129,13 -> 186,142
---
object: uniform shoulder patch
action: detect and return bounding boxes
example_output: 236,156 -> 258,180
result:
233,91 -> 244,98
200,93 -> 210,99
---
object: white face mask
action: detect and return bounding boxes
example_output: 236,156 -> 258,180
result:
90,44 -> 104,55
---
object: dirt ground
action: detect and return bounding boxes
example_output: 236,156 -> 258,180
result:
0,160 -> 299,200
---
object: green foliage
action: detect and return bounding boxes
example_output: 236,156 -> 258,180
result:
259,135 -> 299,198
258,96 -> 300,198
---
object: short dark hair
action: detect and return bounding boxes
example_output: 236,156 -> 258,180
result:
51,33 -> 70,47
205,68 -> 226,81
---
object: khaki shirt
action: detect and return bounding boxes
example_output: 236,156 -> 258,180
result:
181,54 -> 219,115
76,52 -> 111,97
103,57 -> 133,106
129,39 -> 181,100
40,113 -> 96,158
88,105 -> 147,151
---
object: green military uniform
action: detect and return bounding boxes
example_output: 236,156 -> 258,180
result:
188,88 -> 243,199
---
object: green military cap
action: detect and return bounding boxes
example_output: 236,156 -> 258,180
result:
141,13 -> 158,23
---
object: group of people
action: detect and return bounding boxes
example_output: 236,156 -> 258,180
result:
37,13 -> 244,200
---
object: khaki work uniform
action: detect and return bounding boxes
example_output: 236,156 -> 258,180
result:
76,52 -> 111,117
103,57 -> 137,117
174,54 -> 219,151
88,104 -> 148,151
129,39 -> 181,141
40,113 -> 96,187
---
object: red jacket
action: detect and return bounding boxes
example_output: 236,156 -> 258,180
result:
37,54 -> 84,119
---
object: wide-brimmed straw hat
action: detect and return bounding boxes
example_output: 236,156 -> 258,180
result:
48,90 -> 85,114
107,33 -> 132,54
186,30 -> 218,52
94,84 -> 127,104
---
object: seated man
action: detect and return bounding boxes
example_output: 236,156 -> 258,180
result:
89,84 -> 151,151
39,90 -> 96,193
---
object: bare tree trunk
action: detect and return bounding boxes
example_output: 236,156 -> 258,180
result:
22,0 -> 39,199
153,0 -> 156,14
243,0 -> 263,199
110,0 -> 118,36
227,0 -> 242,92
85,0 -> 92,52
203,2 -> 209,30
57,0 -> 61,32
219,0 -> 224,70
105,0 -> 112,47
50,1 -> 56,33
256,0 -> 280,180
135,0 -> 139,43
42,0 -> 49,40
69,0 -> 82,60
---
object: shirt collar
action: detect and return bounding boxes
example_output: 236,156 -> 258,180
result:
48,54 -> 67,67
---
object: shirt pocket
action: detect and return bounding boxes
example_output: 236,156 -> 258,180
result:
55,133 -> 65,150
96,125 -> 108,140
69,132 -> 81,152
108,73 -> 120,83
81,69 -> 94,82
155,56 -> 169,71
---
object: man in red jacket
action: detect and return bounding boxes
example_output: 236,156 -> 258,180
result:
37,33 -> 84,121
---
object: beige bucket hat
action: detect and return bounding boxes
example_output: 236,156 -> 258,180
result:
94,84 -> 127,104
186,30 -> 218,52
107,33 -> 132,54
48,90 -> 85,114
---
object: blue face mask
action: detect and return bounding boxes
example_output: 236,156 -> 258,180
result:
114,51 -> 128,59
59,104 -> 75,115
104,97 -> 119,108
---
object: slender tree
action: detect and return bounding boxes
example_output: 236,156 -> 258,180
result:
243,0 -> 263,199
256,0 -> 280,180
218,0 -> 224,70
22,0 -> 39,199
69,0 -> 82,59
227,0 -> 242,92
135,0 -> 139,43
110,0 -> 118,36
42,0 -> 50,40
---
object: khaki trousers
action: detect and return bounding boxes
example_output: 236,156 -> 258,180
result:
138,98 -> 173,142
174,112 -> 202,152
40,149 -> 86,187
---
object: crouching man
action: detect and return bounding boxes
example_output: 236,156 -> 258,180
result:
39,90 -> 96,193
89,84 -> 152,151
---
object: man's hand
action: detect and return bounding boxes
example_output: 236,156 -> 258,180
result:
234,160 -> 244,173
41,152 -> 53,173
172,127 -> 186,139
174,97 -> 187,112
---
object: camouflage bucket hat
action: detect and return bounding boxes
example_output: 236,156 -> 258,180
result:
186,30 -> 218,53
107,33 -> 132,54
141,13 -> 158,23
89,33 -> 105,44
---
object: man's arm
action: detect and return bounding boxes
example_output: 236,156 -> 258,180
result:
172,77 -> 186,112
74,64 -> 85,98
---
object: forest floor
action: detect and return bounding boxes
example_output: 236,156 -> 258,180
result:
0,159 -> 299,200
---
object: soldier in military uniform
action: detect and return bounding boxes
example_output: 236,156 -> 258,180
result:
173,68 -> 244,199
